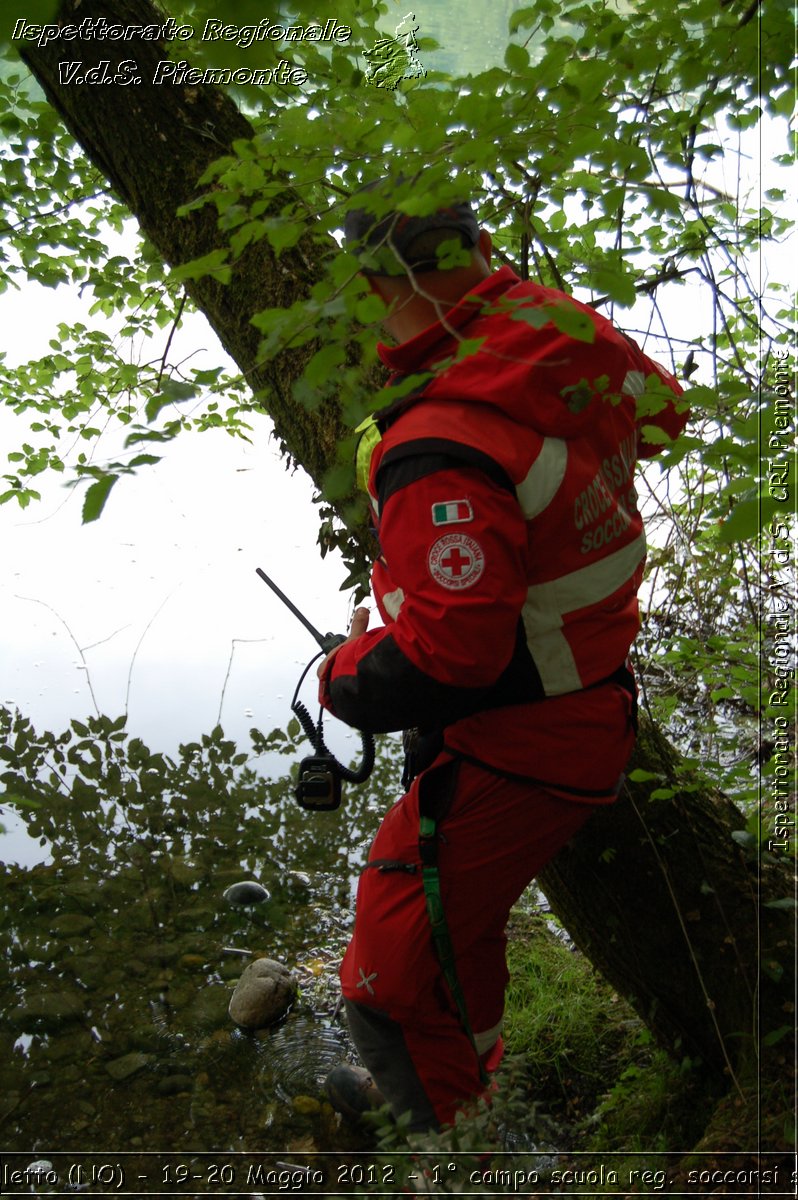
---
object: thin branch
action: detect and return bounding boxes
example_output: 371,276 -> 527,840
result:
82,624 -> 132,652
124,591 -> 179,717
0,188 -> 108,235
217,637 -> 271,727
14,594 -> 100,716
154,291 -> 188,393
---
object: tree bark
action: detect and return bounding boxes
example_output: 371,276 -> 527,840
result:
539,717 -> 793,1089
18,0 -> 793,1122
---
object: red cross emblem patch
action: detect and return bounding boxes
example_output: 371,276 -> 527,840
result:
428,532 -> 485,590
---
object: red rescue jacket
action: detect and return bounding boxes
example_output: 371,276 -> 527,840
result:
320,266 -> 687,799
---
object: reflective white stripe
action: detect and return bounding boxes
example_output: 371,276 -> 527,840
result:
382,587 -> 405,619
515,437 -> 568,519
622,369 -> 646,397
522,532 -> 646,694
473,1019 -> 503,1056
526,531 -> 646,616
522,624 -> 582,694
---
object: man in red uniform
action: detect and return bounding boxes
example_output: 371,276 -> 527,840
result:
318,191 -> 687,1132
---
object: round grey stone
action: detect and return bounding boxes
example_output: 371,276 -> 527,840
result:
228,958 -> 297,1029
223,881 -> 270,906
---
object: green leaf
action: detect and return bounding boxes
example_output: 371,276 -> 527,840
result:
170,249 -> 231,285
504,42 -> 530,72
546,303 -> 597,343
639,424 -> 677,447
322,461 -> 355,501
591,264 -> 638,307
305,344 -> 346,388
762,1025 -> 793,1047
717,495 -> 781,544
731,829 -> 757,850
127,454 -> 162,469
454,337 -> 486,362
761,959 -> 784,983
509,7 -> 537,34
510,305 -> 555,331
145,380 -> 198,423
1,792 -> 39,810
81,474 -> 118,524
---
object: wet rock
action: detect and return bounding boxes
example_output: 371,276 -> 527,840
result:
163,984 -> 192,1009
7,992 -> 84,1030
23,1162 -> 55,1189
15,935 -> 58,963
127,1026 -> 161,1053
156,1074 -> 193,1096
138,942 -> 182,964
48,913 -> 95,937
219,957 -> 248,980
185,984 -> 232,1030
151,968 -> 175,987
46,1029 -> 94,1062
223,880 -> 270,906
288,871 -> 312,889
228,959 -> 297,1029
179,953 -> 206,969
105,1052 -> 152,1081
68,954 -> 105,987
55,1064 -> 82,1084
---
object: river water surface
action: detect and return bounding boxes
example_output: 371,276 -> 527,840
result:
0,709 -> 401,1192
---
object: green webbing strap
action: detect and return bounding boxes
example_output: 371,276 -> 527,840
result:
419,814 -> 489,1085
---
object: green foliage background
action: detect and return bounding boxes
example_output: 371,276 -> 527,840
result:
1,0 -> 794,796
0,0 -> 794,1167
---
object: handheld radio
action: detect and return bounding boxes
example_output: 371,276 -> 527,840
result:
255,567 -> 374,811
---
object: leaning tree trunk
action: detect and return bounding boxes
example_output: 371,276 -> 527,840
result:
19,0 -> 794,1130
539,716 -> 793,1089
19,0 -> 373,567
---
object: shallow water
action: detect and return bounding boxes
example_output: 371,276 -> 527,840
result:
0,712 -> 399,1186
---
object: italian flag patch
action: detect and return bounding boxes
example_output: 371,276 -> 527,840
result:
431,499 -> 473,526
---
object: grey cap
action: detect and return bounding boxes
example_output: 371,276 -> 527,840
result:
344,186 -> 479,276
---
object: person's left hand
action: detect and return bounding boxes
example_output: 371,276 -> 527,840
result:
317,606 -> 370,679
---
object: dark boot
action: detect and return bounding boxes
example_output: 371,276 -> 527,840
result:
324,1063 -> 385,1121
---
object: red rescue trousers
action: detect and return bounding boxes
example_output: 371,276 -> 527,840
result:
339,752 -> 597,1130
